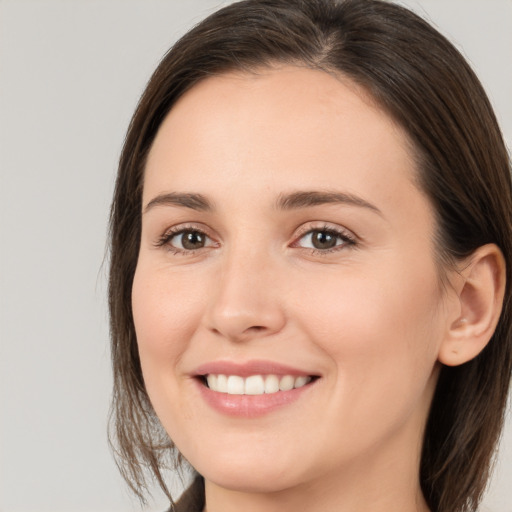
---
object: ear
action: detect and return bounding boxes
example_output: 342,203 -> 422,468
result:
438,244 -> 506,367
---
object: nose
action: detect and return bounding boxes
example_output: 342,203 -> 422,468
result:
204,247 -> 286,342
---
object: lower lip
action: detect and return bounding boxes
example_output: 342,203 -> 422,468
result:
195,378 -> 316,418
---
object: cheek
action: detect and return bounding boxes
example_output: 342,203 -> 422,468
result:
131,262 -> 205,405
298,260 -> 441,343
132,260 -> 204,344
294,260 -> 444,414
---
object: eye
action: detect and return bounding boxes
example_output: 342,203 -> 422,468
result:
157,227 -> 216,253
294,227 -> 355,251
173,230 -> 208,250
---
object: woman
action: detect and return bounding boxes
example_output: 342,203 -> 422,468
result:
108,1 -> 512,511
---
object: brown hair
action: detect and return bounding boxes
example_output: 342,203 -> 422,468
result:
108,1 -> 512,511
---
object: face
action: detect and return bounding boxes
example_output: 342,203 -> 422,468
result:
132,66 -> 455,495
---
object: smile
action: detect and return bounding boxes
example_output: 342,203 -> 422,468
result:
193,361 -> 319,417
205,374 -> 312,395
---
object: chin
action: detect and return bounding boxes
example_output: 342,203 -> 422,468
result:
205,472 -> 298,495
193,452 -> 304,494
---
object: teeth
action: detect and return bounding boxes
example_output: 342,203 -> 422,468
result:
206,374 -> 217,390
294,376 -> 309,388
264,374 -> 279,394
217,374 -> 227,391
227,375 -> 244,394
279,375 -> 295,391
245,375 -> 265,395
205,374 -> 312,395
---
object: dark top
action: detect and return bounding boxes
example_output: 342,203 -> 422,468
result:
168,476 -> 205,512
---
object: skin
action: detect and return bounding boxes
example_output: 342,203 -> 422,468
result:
132,66 -> 465,512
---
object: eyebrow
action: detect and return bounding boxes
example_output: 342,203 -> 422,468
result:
143,189 -> 382,216
144,192 -> 214,213
275,190 -> 382,215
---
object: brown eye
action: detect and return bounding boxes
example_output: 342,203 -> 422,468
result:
172,230 -> 208,250
311,230 -> 337,249
296,228 -> 352,251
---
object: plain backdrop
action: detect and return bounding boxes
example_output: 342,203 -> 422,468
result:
0,1 -> 511,511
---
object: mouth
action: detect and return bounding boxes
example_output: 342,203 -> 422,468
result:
198,373 -> 318,395
192,360 -> 320,416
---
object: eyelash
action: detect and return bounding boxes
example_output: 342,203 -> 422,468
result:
155,224 -> 214,255
292,224 -> 356,255
155,223 -> 357,256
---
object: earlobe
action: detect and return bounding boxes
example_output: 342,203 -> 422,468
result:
438,244 -> 506,367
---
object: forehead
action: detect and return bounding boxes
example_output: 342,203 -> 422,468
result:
144,65 -> 420,208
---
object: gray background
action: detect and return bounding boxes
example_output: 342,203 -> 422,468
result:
0,1 -> 510,511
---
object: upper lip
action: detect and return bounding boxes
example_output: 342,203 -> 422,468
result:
194,359 -> 319,378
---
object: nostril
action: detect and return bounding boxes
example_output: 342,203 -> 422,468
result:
206,302 -> 286,341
